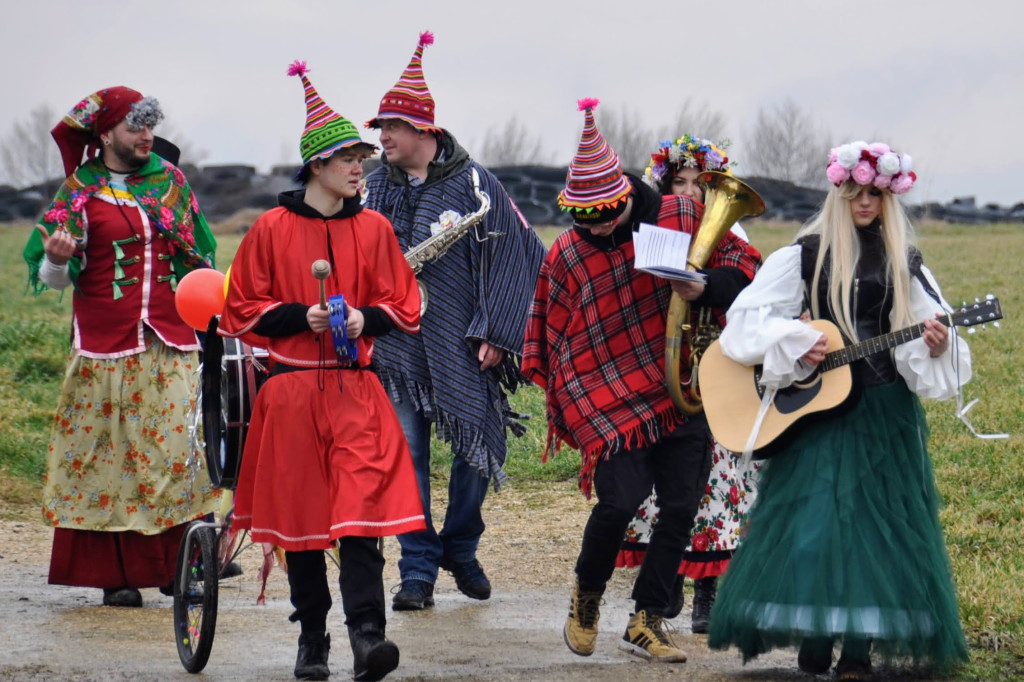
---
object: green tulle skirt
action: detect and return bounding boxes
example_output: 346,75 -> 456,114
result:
707,381 -> 968,669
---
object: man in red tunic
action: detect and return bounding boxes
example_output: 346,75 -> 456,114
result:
24,87 -> 220,609
217,62 -> 423,682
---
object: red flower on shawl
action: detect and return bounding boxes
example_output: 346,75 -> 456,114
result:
44,207 -> 69,224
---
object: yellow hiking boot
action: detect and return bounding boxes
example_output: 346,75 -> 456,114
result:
563,580 -> 603,656
619,609 -> 687,662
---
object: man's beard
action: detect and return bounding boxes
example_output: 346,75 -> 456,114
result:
109,138 -> 149,171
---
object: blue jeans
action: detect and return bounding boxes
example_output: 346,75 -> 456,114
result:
391,381 -> 489,584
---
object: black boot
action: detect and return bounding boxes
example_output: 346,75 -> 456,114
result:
798,637 -> 834,675
690,577 -> 716,633
835,638 -> 872,681
349,622 -> 399,681
102,587 -> 142,607
294,631 -> 330,680
664,574 -> 685,619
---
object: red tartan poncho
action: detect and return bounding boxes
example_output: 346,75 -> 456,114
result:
522,193 -> 760,497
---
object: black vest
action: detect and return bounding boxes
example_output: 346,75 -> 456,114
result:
796,223 -> 929,387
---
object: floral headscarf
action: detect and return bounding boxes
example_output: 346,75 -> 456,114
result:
642,135 -> 734,190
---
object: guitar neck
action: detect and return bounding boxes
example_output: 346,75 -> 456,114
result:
820,317 -> 946,371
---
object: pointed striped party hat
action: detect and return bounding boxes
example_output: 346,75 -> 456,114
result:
366,31 -> 440,132
558,98 -> 632,222
288,60 -> 374,166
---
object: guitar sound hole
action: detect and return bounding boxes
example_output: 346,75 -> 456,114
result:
753,366 -> 823,414
774,375 -> 822,414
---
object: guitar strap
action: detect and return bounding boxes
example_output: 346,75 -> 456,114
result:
796,236 -> 820,319
742,386 -> 778,464
908,248 -> 944,307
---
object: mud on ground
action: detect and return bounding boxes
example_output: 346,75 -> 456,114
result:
1,479 -> 815,681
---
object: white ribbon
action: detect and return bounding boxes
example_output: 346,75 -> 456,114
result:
739,386 -> 778,474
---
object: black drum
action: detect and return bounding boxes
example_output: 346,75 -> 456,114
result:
201,318 -> 269,489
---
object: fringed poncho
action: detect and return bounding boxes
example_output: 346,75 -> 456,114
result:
361,131 -> 546,486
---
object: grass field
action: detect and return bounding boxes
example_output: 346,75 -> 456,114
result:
1,219 -> 1022,679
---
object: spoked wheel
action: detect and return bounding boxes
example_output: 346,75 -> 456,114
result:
173,521 -> 220,673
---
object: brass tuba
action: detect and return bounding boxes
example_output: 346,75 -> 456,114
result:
666,171 -> 765,414
403,167 -> 493,315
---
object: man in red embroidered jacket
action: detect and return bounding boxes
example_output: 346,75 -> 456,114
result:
23,87 -> 220,609
522,99 -> 761,663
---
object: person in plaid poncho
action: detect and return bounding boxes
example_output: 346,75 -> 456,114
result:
522,99 -> 761,663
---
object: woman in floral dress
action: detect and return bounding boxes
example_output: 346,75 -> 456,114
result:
616,135 -> 759,633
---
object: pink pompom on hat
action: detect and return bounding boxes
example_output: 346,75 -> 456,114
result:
826,141 -> 917,194
558,98 -> 633,223
366,31 -> 440,132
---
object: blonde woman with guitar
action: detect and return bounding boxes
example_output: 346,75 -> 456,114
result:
706,142 -> 973,682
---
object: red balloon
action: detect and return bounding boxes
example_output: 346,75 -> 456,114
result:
174,268 -> 227,331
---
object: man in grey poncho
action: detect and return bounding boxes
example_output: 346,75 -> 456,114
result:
362,30 -> 546,611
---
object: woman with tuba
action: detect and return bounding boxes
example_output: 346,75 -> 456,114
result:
616,135 -> 763,634
522,100 -> 761,664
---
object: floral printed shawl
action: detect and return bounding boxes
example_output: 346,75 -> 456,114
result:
23,154 -> 215,291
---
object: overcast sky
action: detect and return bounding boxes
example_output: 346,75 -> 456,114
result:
4,0 -> 1022,206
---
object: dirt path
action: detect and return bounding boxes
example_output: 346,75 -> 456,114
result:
0,480 -> 805,681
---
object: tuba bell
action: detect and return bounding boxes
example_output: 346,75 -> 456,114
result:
666,171 -> 765,414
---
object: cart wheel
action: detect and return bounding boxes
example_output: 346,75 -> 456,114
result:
173,522 -> 219,673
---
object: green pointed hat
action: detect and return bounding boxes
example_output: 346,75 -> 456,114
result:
288,60 -> 374,166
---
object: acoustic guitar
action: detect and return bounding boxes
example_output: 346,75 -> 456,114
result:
699,296 -> 1002,458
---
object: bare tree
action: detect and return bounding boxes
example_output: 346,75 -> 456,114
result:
595,100 -> 730,173
0,104 -> 211,190
477,115 -> 554,166
597,106 -> 656,172
0,104 -> 63,187
157,123 -> 210,166
742,99 -> 831,187
657,98 -> 729,144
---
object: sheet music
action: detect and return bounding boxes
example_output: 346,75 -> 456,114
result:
633,223 -> 708,283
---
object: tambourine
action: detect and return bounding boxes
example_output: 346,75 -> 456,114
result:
327,294 -> 358,363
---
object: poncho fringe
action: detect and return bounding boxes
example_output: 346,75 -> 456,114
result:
545,402 -> 684,499
376,365 -> 526,490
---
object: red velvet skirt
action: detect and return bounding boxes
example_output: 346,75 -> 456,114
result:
49,525 -> 187,588
232,369 -> 425,552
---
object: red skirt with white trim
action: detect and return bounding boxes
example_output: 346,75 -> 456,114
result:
232,368 -> 425,552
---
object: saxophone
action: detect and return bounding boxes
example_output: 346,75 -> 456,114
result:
404,167 -> 493,314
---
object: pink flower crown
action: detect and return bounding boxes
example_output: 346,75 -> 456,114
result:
826,141 -> 917,194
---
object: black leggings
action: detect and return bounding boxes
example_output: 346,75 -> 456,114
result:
286,536 -> 385,633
